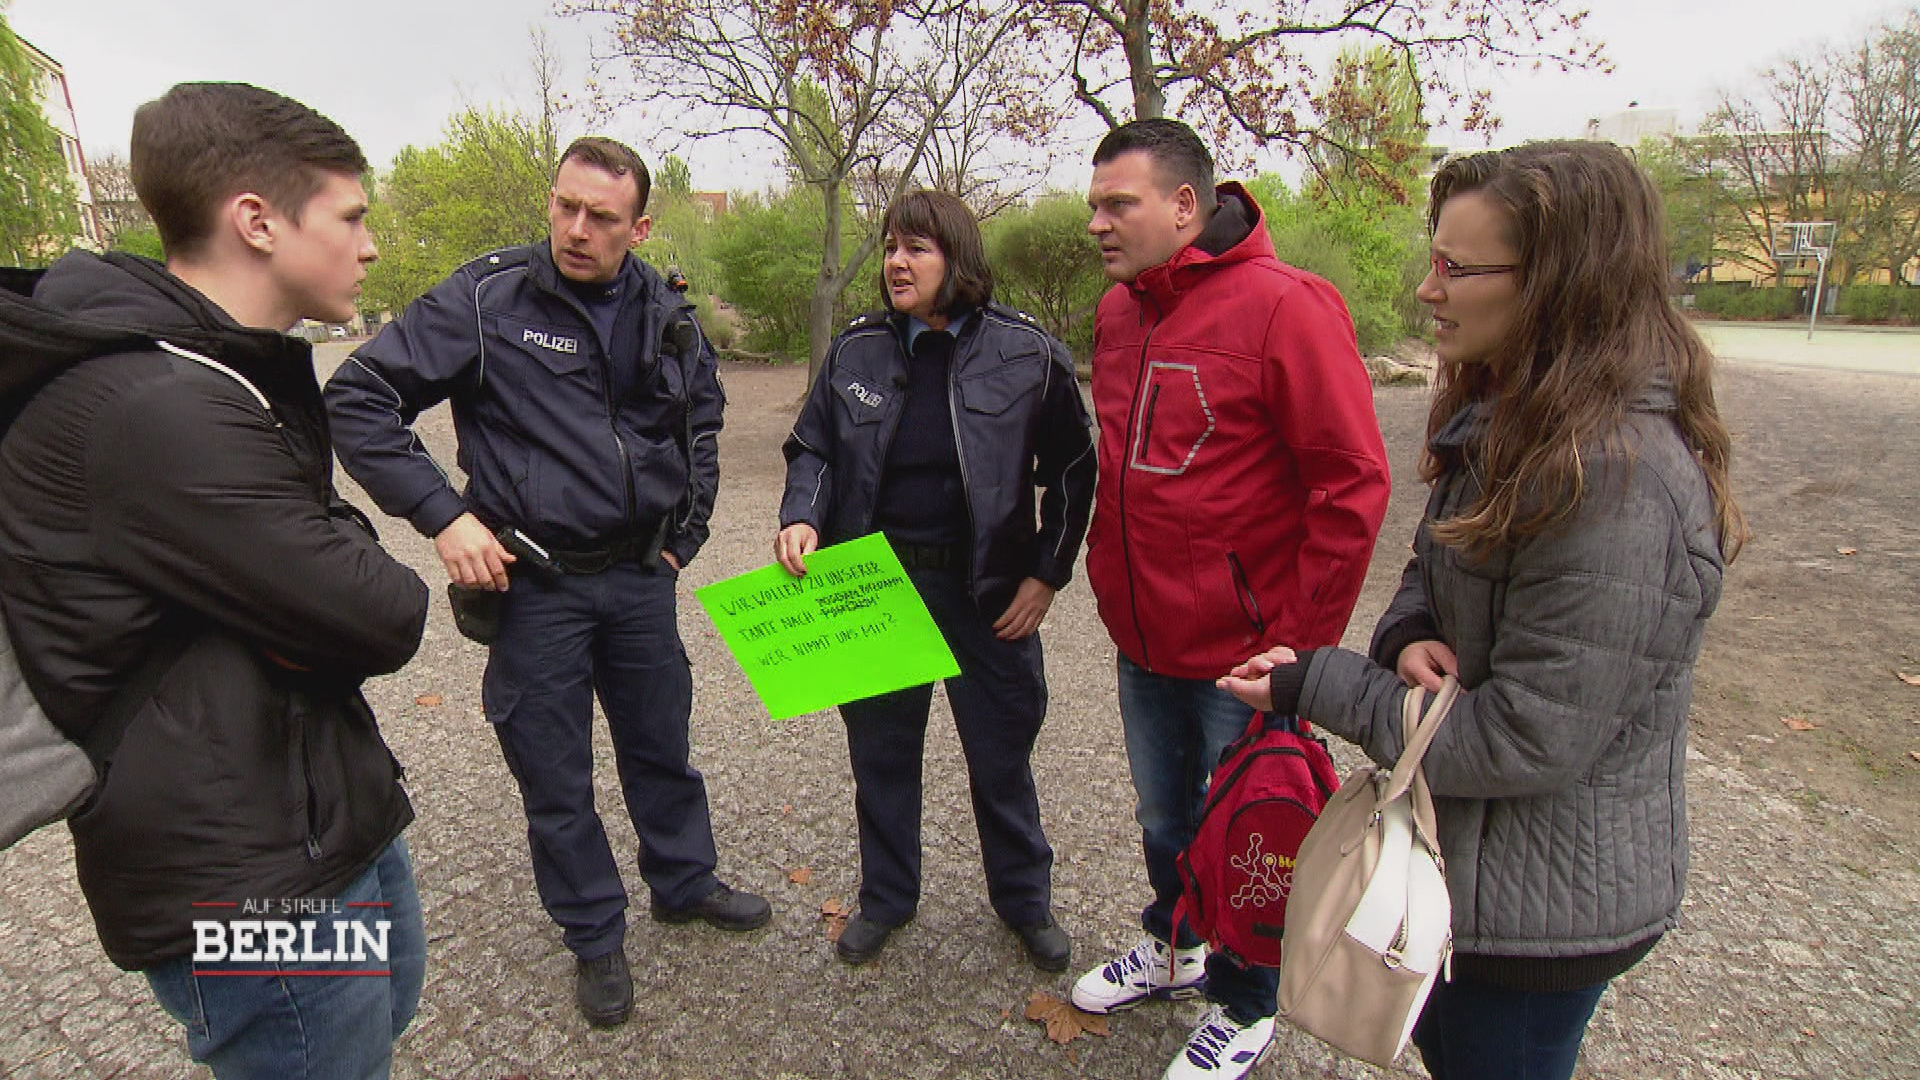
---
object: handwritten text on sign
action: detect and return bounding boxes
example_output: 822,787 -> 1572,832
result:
695,534 -> 959,719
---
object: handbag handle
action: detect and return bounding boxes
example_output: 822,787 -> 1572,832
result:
1379,675 -> 1460,806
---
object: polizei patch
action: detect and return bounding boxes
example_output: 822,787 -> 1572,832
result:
846,380 -> 884,409
524,328 -> 580,354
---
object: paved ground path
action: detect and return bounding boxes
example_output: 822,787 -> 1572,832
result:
2,339 -> 1915,1079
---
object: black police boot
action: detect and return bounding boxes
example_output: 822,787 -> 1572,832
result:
650,881 -> 773,932
835,911 -> 898,966
575,949 -> 633,1028
1013,913 -> 1072,973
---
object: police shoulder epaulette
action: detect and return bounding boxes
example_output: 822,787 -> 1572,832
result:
465,246 -> 530,275
844,311 -> 889,332
986,302 -> 1039,327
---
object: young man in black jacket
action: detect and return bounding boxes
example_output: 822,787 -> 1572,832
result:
0,84 -> 429,1078
325,136 -> 767,1028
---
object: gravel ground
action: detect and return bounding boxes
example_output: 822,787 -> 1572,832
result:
0,347 -> 1915,1079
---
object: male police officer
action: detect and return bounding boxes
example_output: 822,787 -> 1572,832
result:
326,137 -> 767,1028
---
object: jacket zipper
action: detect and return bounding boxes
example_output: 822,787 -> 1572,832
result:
1120,299 -> 1159,668
1200,745 -> 1325,818
1138,383 -> 1162,467
858,333 -> 912,538
551,284 -> 640,534
1227,551 -> 1267,634
945,323 -> 981,604
291,709 -> 322,860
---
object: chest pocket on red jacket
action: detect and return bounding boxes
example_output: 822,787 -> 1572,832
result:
1130,361 -> 1215,475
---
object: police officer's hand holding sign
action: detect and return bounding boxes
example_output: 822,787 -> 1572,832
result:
774,189 -> 1096,971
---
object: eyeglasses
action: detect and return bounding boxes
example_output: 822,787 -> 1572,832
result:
1430,255 -> 1518,281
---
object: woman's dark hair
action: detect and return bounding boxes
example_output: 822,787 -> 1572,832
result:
880,190 -> 993,315
1423,140 -> 1745,560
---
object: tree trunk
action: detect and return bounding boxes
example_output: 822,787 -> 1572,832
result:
1124,1 -> 1164,119
807,177 -> 846,384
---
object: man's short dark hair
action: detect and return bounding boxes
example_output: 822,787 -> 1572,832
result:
1092,119 -> 1219,214
881,189 -> 994,316
559,137 -> 651,217
130,83 -> 368,261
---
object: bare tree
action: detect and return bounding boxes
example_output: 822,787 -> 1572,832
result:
571,0 -> 1041,375
528,26 -> 569,176
907,39 -> 1063,220
1834,11 -> 1920,283
1702,57 -> 1840,280
1029,0 -> 1606,169
84,149 -> 151,248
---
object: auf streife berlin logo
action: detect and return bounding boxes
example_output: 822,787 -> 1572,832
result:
191,897 -> 392,976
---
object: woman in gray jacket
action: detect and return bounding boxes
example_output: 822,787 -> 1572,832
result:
1219,141 -> 1745,1079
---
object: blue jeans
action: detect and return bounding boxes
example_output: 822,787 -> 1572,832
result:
1115,654 -> 1277,1023
1412,976 -> 1608,1080
146,838 -> 425,1080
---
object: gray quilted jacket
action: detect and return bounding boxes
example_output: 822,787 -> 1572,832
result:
1299,381 -> 1726,957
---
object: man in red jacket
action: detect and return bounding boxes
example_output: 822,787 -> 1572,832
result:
1069,119 -> 1391,1080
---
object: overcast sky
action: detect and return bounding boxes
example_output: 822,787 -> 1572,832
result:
9,0 -> 1914,196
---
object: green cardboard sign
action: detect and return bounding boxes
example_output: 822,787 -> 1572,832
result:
695,533 -> 960,720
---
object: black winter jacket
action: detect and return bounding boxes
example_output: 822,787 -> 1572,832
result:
0,252 -> 427,970
324,244 -> 724,563
780,305 -> 1096,613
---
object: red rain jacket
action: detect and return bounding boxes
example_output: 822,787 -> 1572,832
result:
1086,184 -> 1391,679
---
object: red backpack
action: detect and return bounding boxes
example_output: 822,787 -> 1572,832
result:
1175,713 -> 1341,969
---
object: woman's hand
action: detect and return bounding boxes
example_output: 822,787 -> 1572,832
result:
1215,646 -> 1298,711
992,578 -> 1056,640
774,523 -> 819,576
1396,639 -> 1459,691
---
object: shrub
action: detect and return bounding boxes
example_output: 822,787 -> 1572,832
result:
709,188 -> 878,362
1837,284 -> 1920,324
1244,177 -> 1424,355
986,193 -> 1106,361
1691,283 -> 1802,320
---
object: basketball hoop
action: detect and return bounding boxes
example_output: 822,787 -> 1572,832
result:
1772,222 -> 1835,340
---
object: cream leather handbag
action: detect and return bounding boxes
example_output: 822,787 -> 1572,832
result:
1278,676 -> 1459,1067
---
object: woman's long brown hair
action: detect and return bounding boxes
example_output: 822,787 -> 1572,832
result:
1423,140 -> 1747,561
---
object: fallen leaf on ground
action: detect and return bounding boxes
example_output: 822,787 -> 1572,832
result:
1025,990 -> 1110,1045
788,867 -> 813,885
414,693 -> 444,707
782,804 -> 794,814
1897,672 -> 1920,687
1837,547 -> 1858,556
1782,716 -> 1818,731
1908,751 -> 1920,764
821,897 -> 849,941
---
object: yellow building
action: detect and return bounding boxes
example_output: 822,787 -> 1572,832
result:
16,33 -> 101,251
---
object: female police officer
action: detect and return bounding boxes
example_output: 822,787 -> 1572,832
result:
774,189 -> 1096,970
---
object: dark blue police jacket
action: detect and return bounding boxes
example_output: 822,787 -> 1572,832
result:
779,304 -> 1096,614
325,243 -> 724,564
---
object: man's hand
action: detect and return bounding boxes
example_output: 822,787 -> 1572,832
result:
660,551 -> 682,571
774,523 -> 819,576
436,513 -> 514,590
993,578 -> 1056,640
1396,639 -> 1458,692
1215,645 -> 1299,712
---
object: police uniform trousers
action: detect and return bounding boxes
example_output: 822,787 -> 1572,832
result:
484,559 -> 719,959
838,566 -> 1054,929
